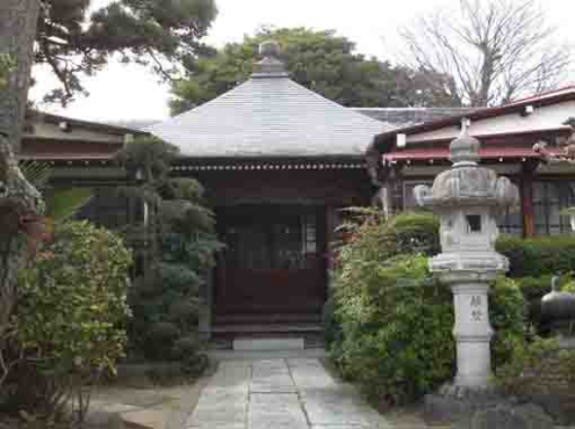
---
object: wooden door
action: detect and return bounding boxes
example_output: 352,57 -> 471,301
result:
215,205 -> 326,315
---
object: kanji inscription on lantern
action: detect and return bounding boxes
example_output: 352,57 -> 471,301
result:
470,295 -> 483,321
470,295 -> 481,306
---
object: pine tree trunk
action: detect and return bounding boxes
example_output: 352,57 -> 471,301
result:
0,0 -> 40,151
0,0 -> 43,387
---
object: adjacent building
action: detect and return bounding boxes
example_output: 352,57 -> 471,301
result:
368,86 -> 575,237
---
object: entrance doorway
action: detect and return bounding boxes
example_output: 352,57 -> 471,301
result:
215,205 -> 327,317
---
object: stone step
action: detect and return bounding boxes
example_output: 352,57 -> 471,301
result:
212,323 -> 322,334
232,337 -> 304,351
120,409 -> 165,429
214,312 -> 322,325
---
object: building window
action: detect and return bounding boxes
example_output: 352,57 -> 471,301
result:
222,208 -> 320,271
533,181 -> 575,236
498,206 -> 522,236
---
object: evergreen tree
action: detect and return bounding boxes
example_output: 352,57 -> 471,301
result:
170,27 -> 460,114
116,137 -> 220,369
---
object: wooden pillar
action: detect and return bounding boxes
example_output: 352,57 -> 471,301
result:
325,205 -> 338,295
390,163 -> 404,214
198,268 -> 213,340
520,160 -> 538,237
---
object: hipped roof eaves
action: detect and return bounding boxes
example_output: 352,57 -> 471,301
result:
373,87 -> 575,152
172,153 -> 366,164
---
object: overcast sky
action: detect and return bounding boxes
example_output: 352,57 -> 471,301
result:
29,0 -> 575,123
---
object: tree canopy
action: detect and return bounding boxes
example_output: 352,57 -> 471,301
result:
170,27 -> 460,114
36,0 -> 218,104
401,0 -> 571,106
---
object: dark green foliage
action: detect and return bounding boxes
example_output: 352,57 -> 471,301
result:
170,27 -> 460,114
117,137 -> 220,370
335,209 -> 439,260
329,211 -> 528,406
490,277 -> 530,367
496,235 -> 575,278
496,235 -> 575,331
37,0 -> 218,104
382,211 -> 440,256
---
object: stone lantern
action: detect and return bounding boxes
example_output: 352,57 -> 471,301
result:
541,276 -> 575,348
414,123 -> 519,389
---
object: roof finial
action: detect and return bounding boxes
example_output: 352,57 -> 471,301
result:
449,117 -> 480,165
252,40 -> 288,78
259,40 -> 281,59
460,117 -> 469,134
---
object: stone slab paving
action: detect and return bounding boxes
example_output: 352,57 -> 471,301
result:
186,358 -> 392,429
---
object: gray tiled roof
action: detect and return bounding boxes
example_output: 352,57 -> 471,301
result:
148,76 -> 390,158
353,107 -> 477,128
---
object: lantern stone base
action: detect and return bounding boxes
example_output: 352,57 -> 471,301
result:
424,384 -> 554,428
424,383 -> 502,424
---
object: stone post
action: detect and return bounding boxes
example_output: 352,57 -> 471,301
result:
414,123 -> 519,390
445,274 -> 495,388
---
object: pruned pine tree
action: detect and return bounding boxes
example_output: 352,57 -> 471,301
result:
116,137 -> 220,367
36,0 -> 218,104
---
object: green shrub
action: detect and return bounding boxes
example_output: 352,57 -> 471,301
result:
384,211 -> 440,256
334,210 -> 439,266
329,212 -> 528,406
496,235 -> 575,278
331,254 -> 454,406
8,220 -> 131,421
490,277 -> 530,367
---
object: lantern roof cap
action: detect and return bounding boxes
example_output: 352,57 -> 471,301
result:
450,119 -> 480,165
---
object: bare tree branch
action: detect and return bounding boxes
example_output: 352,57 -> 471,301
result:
400,0 -> 572,106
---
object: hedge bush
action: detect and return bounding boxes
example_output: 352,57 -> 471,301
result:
495,235 -> 575,330
496,235 -> 575,278
329,212 -> 528,406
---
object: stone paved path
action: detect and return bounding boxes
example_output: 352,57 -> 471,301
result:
186,358 -> 392,429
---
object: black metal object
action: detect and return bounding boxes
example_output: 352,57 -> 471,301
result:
541,275 -> 575,335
